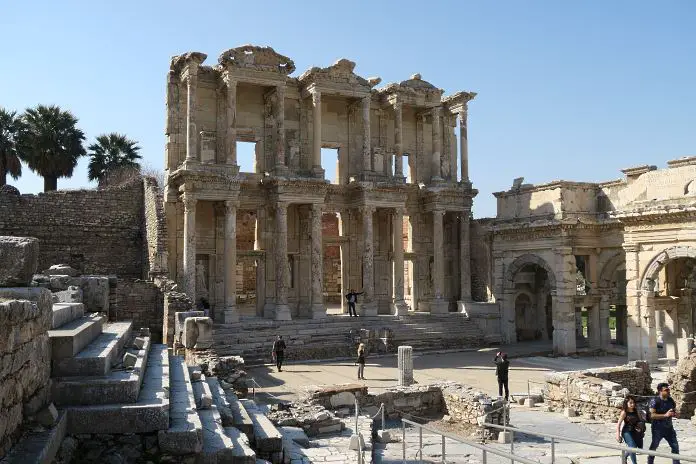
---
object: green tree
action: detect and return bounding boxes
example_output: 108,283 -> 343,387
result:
87,133 -> 142,187
21,105 -> 86,191
0,108 -> 27,186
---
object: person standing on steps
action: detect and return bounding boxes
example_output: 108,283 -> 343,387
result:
272,335 -> 286,372
494,352 -> 510,401
345,289 -> 364,317
356,343 -> 366,380
648,382 -> 680,464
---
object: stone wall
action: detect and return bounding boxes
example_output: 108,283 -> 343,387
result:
142,177 -> 168,278
0,288 -> 52,458
162,288 -> 194,346
667,351 -> 696,418
543,361 -> 652,421
115,278 -> 164,342
470,219 -> 493,302
0,179 -> 145,278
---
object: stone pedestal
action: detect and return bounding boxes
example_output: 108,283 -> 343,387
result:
398,345 -> 414,386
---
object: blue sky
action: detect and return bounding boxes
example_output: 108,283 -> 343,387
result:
2,1 -> 695,217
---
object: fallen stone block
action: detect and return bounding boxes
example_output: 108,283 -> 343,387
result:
279,426 -> 310,447
0,236 -> 39,287
183,316 -> 213,349
123,352 -> 138,368
175,310 -> 205,345
498,431 -> 512,444
376,430 -> 392,443
36,403 -> 59,427
44,264 -> 79,277
348,433 -> 365,450
524,397 -> 536,408
52,286 -> 83,304
133,337 -> 146,350
190,367 -> 202,381
564,407 -> 577,418
329,391 -> 356,408
80,276 -> 110,313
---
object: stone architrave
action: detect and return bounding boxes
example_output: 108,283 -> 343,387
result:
310,204 -> 326,319
0,236 -> 39,287
398,345 -> 414,386
360,206 -> 377,316
221,200 -> 239,323
391,208 -> 408,314
274,202 -> 292,320
182,193 -> 197,301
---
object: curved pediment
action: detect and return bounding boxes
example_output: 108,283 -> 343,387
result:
299,58 -> 378,91
378,73 -> 443,100
170,52 -> 208,74
218,45 -> 295,75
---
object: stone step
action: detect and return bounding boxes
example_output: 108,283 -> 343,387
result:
158,355 -> 202,456
64,344 -> 169,434
207,376 -> 236,426
190,373 -> 239,463
48,313 -> 105,360
239,399 -> 282,458
223,426 -> 257,464
51,302 -> 85,329
52,321 -> 133,377
0,411 -> 67,464
52,336 -> 151,406
225,390 -> 254,440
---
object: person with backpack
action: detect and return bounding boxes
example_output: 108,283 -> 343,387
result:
647,383 -> 680,464
494,352 -> 510,401
356,343 -> 366,380
271,335 -> 287,372
345,289 -> 364,317
616,395 -> 646,464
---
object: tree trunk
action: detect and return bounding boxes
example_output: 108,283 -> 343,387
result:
44,176 -> 58,192
0,170 -> 6,187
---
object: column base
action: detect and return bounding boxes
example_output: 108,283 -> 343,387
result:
275,304 -> 292,321
359,302 -> 378,317
311,304 -> 327,319
553,328 -> 576,356
273,165 -> 289,177
391,300 -> 409,316
311,166 -> 325,179
218,308 -> 239,324
430,298 -> 449,315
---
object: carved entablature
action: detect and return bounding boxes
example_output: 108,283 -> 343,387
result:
421,185 -> 473,212
299,58 -> 375,98
170,52 -> 208,77
443,91 -> 477,114
344,182 -> 409,209
169,169 -> 241,202
377,74 -> 444,108
218,45 -> 295,75
261,177 -> 329,204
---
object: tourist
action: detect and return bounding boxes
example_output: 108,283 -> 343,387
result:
615,395 -> 646,464
272,335 -> 286,372
493,352 -> 509,401
345,289 -> 364,317
647,383 -> 680,464
356,343 -> 366,380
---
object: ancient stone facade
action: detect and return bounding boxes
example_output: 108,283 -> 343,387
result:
478,158 -> 696,358
164,45 -> 477,322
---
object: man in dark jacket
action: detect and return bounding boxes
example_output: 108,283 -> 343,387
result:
272,335 -> 287,372
345,289 -> 364,317
494,352 -> 510,401
648,382 -> 680,464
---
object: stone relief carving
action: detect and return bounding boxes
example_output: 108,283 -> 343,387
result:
218,45 -> 295,74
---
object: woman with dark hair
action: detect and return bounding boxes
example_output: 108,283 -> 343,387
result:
616,395 -> 646,464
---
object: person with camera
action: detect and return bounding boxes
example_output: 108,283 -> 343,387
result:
615,395 -> 645,464
493,351 -> 510,401
648,383 -> 680,464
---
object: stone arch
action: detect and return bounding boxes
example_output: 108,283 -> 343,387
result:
599,251 -> 626,288
504,254 -> 556,290
640,245 -> 696,291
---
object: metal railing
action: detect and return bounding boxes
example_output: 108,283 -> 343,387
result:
483,422 -> 695,464
401,418 -> 538,464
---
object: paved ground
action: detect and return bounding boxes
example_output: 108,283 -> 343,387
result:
246,342 -> 627,402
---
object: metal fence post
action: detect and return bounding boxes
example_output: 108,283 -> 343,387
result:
551,437 -> 555,464
621,449 -> 627,464
442,435 -> 446,464
402,422 -> 406,464
381,402 -> 386,434
510,430 -> 514,464
482,449 -> 487,464
355,399 -> 359,433
527,379 -> 531,400
419,427 -> 423,464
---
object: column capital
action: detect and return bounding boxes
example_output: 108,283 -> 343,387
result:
310,203 -> 324,214
431,106 -> 442,117
224,199 -> 238,214
623,244 -> 640,253
393,206 -> 406,217
222,73 -> 237,89
432,208 -> 445,217
359,205 -> 376,216
458,107 -> 468,123
393,100 -> 403,113
274,201 -> 289,214
311,89 -> 321,105
182,193 -> 197,212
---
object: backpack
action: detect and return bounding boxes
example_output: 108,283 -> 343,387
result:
639,404 -> 651,424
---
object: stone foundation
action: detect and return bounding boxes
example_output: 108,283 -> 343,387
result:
667,350 -> 696,418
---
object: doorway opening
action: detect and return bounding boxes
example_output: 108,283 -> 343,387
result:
237,141 -> 257,173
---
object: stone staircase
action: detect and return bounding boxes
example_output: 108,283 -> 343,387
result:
213,313 -> 487,364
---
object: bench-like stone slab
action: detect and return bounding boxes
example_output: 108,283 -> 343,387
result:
0,236 -> 38,287
48,313 -> 105,360
191,374 -> 238,463
226,390 -> 255,439
1,410 -> 67,464
158,355 -> 202,456
51,303 -> 85,329
52,321 -> 132,377
223,426 -> 257,464
240,399 -> 282,452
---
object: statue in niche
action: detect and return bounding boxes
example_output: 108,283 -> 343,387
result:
196,260 -> 209,297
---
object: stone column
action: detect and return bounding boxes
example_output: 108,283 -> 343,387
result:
185,73 -> 199,162
182,193 -> 197,301
274,202 -> 291,320
339,210 -> 350,314
431,209 -> 448,313
599,293 -> 612,349
221,200 -> 238,323
553,247 -> 578,355
587,304 -> 601,349
638,292 -> 658,363
275,85 -> 286,172
624,244 -> 643,361
312,90 -> 323,176
458,108 -> 469,182
362,96 -> 372,172
224,75 -> 237,165
310,204 -> 326,319
431,107 -> 442,181
392,208 -> 408,315
459,214 -> 471,302
361,206 -> 377,316
393,101 -> 403,179
500,289 -> 518,344
398,346 -> 414,386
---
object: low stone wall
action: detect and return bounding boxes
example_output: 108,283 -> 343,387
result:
163,288 -> 194,346
543,361 -> 652,421
0,288 -> 52,458
115,278 -> 163,342
667,351 -> 696,418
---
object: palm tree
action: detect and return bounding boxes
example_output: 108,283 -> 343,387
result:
87,133 -> 142,187
0,108 -> 27,186
21,105 -> 86,191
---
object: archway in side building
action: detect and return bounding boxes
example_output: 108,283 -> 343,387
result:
599,252 -> 627,346
505,254 -> 556,342
641,246 -> 696,358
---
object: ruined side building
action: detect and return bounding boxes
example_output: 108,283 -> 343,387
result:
164,45 -> 476,323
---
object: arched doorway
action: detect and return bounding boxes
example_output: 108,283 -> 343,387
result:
599,252 -> 628,346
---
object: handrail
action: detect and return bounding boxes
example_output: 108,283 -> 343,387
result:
483,422 -> 695,463
402,418 -> 539,464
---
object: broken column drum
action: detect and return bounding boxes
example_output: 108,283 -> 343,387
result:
398,345 -> 414,386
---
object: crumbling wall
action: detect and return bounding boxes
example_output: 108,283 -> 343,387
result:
116,279 -> 163,342
0,179 -> 145,277
162,289 -> 193,346
142,177 -> 168,278
667,350 -> 696,418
